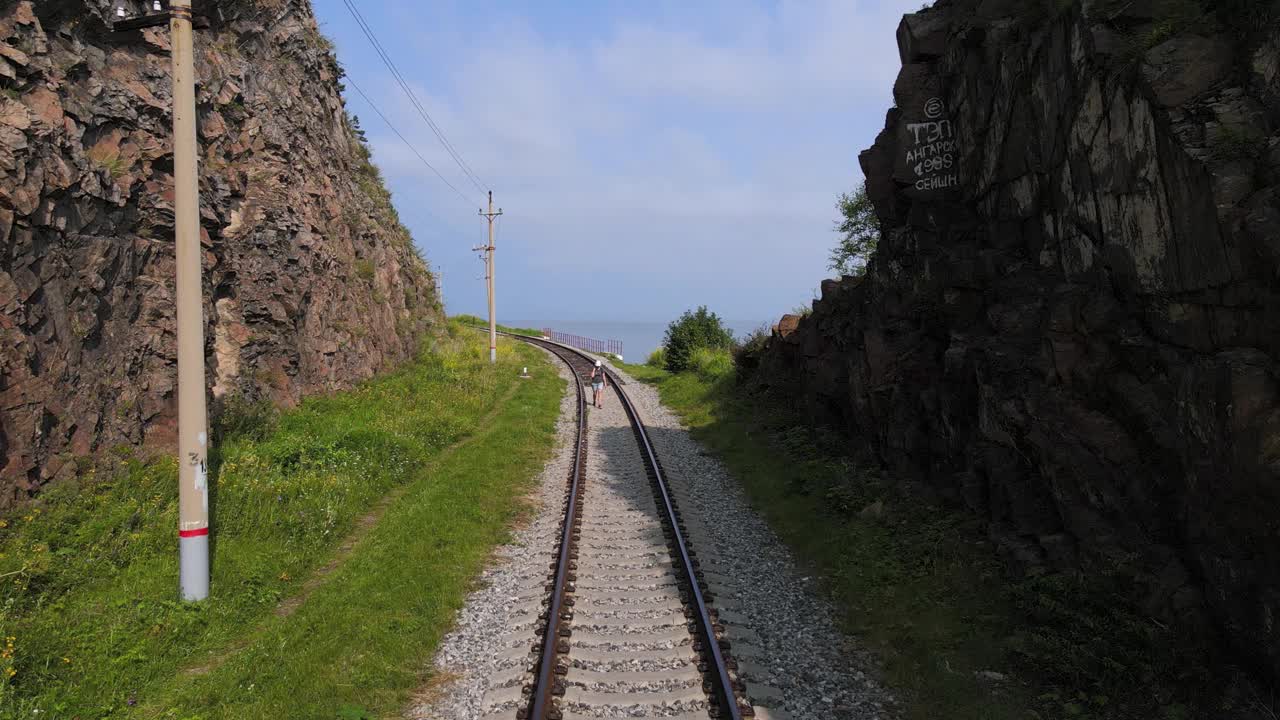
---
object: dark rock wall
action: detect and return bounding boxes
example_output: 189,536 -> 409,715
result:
753,0 -> 1280,685
0,0 -> 442,504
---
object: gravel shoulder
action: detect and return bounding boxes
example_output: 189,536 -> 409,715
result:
608,361 -> 896,720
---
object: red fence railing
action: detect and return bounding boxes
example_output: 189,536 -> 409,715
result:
542,329 -> 623,358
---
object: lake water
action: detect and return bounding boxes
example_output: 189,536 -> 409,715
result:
507,319 -> 772,363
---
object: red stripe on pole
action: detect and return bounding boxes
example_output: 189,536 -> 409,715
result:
179,527 -> 209,538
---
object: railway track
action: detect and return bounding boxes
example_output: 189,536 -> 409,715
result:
508,334 -> 753,720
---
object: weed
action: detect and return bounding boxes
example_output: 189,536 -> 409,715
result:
212,393 -> 279,443
297,24 -> 336,55
86,146 -> 129,179
451,314 -> 542,337
354,259 -> 375,283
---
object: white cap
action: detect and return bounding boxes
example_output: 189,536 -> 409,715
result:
595,360 -> 602,367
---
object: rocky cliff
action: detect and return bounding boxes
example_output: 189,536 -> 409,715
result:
752,0 -> 1280,690
0,0 -> 441,505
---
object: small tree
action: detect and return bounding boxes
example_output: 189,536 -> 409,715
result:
663,306 -> 734,373
829,180 -> 879,277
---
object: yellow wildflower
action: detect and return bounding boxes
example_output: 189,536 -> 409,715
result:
62,657 -> 71,664
279,572 -> 291,581
0,520 -> 7,528
5,667 -> 14,677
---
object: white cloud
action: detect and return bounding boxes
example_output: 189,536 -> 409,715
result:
338,0 -> 923,320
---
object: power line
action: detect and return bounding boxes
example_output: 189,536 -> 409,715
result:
341,0 -> 489,197
345,2 -> 487,196
345,75 -> 477,223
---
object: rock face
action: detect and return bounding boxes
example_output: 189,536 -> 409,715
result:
0,1 -> 441,504
752,0 -> 1280,687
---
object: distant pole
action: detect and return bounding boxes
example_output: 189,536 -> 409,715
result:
479,191 -> 503,364
172,0 -> 209,601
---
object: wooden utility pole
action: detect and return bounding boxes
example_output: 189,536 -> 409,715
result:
478,192 -> 502,364
171,0 -> 209,601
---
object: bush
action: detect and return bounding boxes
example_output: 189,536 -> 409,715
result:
733,324 -> 771,373
663,306 -> 734,373
646,347 -> 666,368
688,346 -> 734,382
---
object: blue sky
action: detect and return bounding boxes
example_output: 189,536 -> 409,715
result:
311,0 -> 918,325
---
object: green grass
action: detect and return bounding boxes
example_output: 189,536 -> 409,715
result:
0,325 -> 564,719
451,313 -> 543,338
614,357 -> 1242,720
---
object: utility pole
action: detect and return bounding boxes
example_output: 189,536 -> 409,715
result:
110,0 -> 210,603
171,0 -> 209,601
478,192 -> 502,364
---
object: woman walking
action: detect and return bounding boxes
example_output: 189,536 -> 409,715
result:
589,360 -> 608,409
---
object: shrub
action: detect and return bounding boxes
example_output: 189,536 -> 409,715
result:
355,259 -> 376,283
663,306 -> 734,373
646,347 -> 666,368
733,324 -> 771,373
687,346 -> 734,382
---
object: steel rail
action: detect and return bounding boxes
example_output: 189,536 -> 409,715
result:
507,332 -> 745,720
518,337 -> 587,720
606,360 -> 746,720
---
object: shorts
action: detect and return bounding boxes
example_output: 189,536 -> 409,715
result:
591,382 -> 603,392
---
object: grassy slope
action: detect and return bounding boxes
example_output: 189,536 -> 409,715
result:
451,313 -> 543,338
0,327 -> 563,719
617,355 -> 1228,720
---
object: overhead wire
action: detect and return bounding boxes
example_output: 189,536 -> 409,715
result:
341,0 -> 490,198
344,75 -> 475,237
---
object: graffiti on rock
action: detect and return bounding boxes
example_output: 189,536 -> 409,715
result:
905,97 -> 957,192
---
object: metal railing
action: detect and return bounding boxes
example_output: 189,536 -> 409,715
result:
542,329 -> 623,358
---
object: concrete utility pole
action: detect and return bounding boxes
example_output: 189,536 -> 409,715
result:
171,0 -> 210,602
478,192 -> 502,364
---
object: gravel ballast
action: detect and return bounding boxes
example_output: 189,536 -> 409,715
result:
609,362 -> 894,720
409,348 -> 895,719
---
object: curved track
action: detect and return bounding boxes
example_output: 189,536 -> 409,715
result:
510,334 -> 751,720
